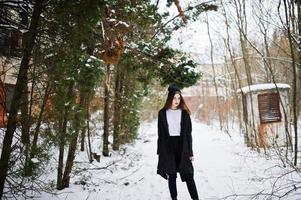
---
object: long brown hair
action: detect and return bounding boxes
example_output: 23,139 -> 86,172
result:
162,91 -> 191,115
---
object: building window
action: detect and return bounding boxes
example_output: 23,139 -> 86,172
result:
258,93 -> 281,124
0,29 -> 22,57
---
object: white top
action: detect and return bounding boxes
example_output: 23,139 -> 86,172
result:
166,109 -> 182,136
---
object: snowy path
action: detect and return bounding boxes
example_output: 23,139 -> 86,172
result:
40,119 -> 298,200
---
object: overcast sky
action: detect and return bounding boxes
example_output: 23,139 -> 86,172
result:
158,0 -> 283,64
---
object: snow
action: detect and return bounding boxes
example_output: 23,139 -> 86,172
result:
31,158 -> 39,164
37,119 -> 300,200
237,83 -> 291,94
19,29 -> 28,33
0,24 -> 19,30
45,53 -> 54,59
108,19 -> 117,23
115,21 -> 130,28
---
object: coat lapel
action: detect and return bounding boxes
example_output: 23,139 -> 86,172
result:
162,109 -> 169,133
180,110 -> 184,136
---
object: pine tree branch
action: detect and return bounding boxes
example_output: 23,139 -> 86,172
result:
151,0 -> 218,40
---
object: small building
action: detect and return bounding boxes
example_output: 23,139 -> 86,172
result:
0,26 -> 23,127
0,56 -> 19,127
238,83 -> 291,148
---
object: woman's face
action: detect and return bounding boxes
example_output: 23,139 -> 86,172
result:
171,93 -> 181,109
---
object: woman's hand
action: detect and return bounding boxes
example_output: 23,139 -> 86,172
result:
189,156 -> 194,162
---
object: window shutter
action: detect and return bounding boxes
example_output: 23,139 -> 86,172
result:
258,93 -> 281,124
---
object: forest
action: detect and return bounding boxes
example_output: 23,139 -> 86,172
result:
0,0 -> 301,199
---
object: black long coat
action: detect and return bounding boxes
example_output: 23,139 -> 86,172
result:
157,108 -> 194,182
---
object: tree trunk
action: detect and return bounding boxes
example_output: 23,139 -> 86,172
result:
21,81 -> 31,177
57,81 -> 74,190
80,120 -> 86,151
56,117 -> 66,190
24,65 -> 38,177
30,81 -> 50,158
0,0 -> 44,197
61,91 -> 86,188
80,90 -> 90,152
21,76 -> 31,177
113,63 -> 124,151
296,0 -> 301,165
205,14 -> 223,130
256,2 -> 273,82
27,82 -> 50,176
86,102 -> 93,163
61,135 -> 77,188
20,3 -> 31,178
284,0 -> 298,165
20,1 -> 30,144
103,64 -> 111,156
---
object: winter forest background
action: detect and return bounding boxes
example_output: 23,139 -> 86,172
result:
1,0 -> 301,199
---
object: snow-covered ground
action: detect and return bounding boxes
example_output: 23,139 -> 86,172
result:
38,119 -> 301,200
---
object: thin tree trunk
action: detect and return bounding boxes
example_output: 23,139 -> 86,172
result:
103,64 -> 110,156
263,31 -> 272,83
205,80 -> 210,125
80,119 -> 86,151
205,14 -> 223,130
21,77 -> 31,177
0,0 -> 44,197
24,65 -> 37,177
56,117 -> 65,190
20,63 -> 29,144
224,59 -> 240,127
21,81 -> 30,177
284,0 -> 298,166
61,83 -> 85,188
62,90 -> 86,188
113,63 -> 124,150
80,88 -> 90,152
20,2 -> 30,146
28,82 -> 50,176
30,81 -> 50,158
57,81 -> 74,190
61,136 -> 79,188
234,0 -> 252,86
298,1 -> 301,118
86,101 -> 93,163
256,3 -> 273,82
20,0 -> 30,145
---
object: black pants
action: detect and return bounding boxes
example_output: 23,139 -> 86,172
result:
168,136 -> 199,200
168,174 -> 199,199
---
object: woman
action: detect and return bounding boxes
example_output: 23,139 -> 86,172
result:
157,84 -> 199,200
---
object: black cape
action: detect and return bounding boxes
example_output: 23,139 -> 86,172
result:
156,108 -> 194,182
